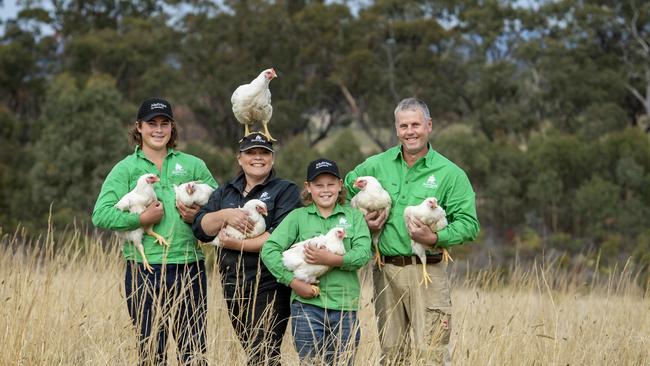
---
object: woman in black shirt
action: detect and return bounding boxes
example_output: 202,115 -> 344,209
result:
193,132 -> 301,365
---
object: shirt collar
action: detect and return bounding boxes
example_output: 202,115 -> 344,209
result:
229,169 -> 277,194
305,202 -> 345,217
394,143 -> 436,167
134,145 -> 177,158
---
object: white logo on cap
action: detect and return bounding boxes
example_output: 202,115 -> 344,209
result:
252,135 -> 265,143
315,161 -> 332,169
150,102 -> 167,110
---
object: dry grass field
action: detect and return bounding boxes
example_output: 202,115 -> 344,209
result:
1,225 -> 649,365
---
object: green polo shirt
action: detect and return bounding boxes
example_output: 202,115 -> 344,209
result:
92,146 -> 218,264
344,144 -> 479,256
261,203 -> 371,311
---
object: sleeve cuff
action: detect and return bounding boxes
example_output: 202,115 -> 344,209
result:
436,230 -> 450,248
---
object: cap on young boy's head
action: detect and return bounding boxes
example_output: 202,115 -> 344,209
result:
137,97 -> 174,122
239,132 -> 274,152
306,158 -> 340,182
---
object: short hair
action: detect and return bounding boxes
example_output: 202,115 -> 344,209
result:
128,120 -> 178,149
394,98 -> 431,121
300,185 -> 348,206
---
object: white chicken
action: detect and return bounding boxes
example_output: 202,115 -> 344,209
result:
231,68 -> 277,141
282,227 -> 346,296
115,173 -> 169,273
211,199 -> 268,247
403,197 -> 451,288
174,181 -> 214,207
350,176 -> 391,267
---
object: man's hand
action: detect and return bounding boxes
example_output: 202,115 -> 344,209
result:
303,243 -> 343,267
140,201 -> 164,226
225,208 -> 255,233
290,279 -> 318,298
365,208 -> 388,233
176,201 -> 200,224
407,217 -> 438,247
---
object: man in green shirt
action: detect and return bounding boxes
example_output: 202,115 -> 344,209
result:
345,98 -> 480,365
92,97 -> 217,365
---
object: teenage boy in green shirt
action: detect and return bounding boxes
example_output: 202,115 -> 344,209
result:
345,98 -> 480,365
262,158 -> 371,365
92,98 -> 217,365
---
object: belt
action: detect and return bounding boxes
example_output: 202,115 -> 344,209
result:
382,252 -> 443,266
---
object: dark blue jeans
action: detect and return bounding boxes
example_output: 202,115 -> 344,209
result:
125,261 -> 207,366
291,301 -> 360,365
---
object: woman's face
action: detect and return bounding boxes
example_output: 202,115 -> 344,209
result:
305,173 -> 342,210
137,116 -> 172,152
238,148 -> 274,181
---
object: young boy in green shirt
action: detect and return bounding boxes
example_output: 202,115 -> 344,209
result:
261,158 -> 371,365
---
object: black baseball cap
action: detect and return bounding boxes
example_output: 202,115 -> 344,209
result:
137,97 -> 174,122
306,158 -> 341,181
239,132 -> 274,152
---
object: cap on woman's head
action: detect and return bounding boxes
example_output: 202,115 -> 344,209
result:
306,158 -> 340,181
239,132 -> 274,152
137,97 -> 174,122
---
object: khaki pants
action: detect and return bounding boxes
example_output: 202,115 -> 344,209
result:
373,260 -> 452,366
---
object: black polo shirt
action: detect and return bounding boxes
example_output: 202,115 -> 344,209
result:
193,169 -> 301,294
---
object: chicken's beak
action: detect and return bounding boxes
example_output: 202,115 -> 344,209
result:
337,229 -> 346,240
354,179 -> 366,189
258,206 -> 268,216
271,68 -> 277,78
428,199 -> 438,209
186,184 -> 195,195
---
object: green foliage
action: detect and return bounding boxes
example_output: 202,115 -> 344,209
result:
182,141 -> 238,184
29,73 -> 129,226
322,129 -> 365,179
0,0 -> 649,270
274,134 -> 319,186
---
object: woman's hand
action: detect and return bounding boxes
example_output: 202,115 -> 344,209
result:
216,231 -> 244,250
290,279 -> 318,298
225,208 -> 255,233
176,200 -> 200,224
140,200 -> 164,226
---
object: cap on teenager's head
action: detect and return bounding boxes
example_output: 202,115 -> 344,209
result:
239,132 -> 274,153
306,158 -> 341,182
137,97 -> 174,122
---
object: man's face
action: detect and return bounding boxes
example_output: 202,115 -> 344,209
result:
395,109 -> 432,156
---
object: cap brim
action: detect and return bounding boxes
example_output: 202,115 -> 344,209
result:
240,144 -> 274,152
140,112 -> 174,122
307,171 -> 341,182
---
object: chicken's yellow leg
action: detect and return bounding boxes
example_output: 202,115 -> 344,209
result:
244,124 -> 251,137
310,285 -> 321,297
261,121 -> 276,141
146,228 -> 169,247
373,241 -> 384,268
419,263 -> 433,288
136,245 -> 154,273
441,248 -> 454,264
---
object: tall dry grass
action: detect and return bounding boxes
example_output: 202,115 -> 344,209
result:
1,224 -> 649,365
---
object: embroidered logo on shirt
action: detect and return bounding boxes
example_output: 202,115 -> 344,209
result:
259,191 -> 271,201
423,175 -> 438,189
337,217 -> 352,229
172,163 -> 186,176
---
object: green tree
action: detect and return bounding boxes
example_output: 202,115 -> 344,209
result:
29,73 -> 129,226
